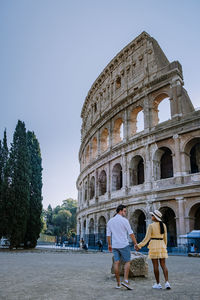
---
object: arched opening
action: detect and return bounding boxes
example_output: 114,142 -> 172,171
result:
184,138 -> 200,174
136,110 -> 144,132
92,137 -> 97,159
88,218 -> 95,246
190,143 -> 200,174
130,106 -> 143,135
120,122 -> 124,140
153,94 -> 171,126
101,128 -> 109,152
116,77 -> 121,89
98,216 -> 106,245
89,176 -> 95,199
160,147 -> 173,179
160,207 -> 177,247
112,163 -> 122,191
189,203 -> 200,231
129,155 -> 144,185
113,118 -> 123,144
153,147 -> 173,180
99,170 -> 107,196
130,210 -> 146,243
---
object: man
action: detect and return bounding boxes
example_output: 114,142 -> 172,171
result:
107,204 -> 138,290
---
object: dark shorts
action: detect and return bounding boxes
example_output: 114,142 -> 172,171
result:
113,245 -> 131,262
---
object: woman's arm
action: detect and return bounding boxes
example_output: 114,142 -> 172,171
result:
137,224 -> 152,249
164,224 -> 167,246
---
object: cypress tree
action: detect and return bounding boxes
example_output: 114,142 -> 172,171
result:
9,121 -> 30,249
24,131 -> 43,248
0,130 -> 9,238
0,140 -> 3,238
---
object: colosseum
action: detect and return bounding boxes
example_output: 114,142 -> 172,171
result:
76,31 -> 200,249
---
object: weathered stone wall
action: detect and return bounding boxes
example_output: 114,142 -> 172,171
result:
77,32 -> 200,247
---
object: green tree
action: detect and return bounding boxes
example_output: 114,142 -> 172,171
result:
52,209 -> 72,237
8,121 -> 30,249
46,204 -> 53,224
61,198 -> 77,231
24,131 -> 43,248
0,130 -> 9,238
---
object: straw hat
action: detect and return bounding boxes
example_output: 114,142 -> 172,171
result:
150,210 -> 162,222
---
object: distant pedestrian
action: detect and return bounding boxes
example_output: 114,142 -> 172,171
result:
97,239 -> 103,252
107,204 -> 138,290
135,210 -> 171,290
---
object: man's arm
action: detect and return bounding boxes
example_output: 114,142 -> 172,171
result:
129,233 -> 138,247
107,236 -> 112,252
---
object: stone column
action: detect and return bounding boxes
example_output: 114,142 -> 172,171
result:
95,169 -> 99,203
143,96 -> 152,130
145,145 -> 152,189
76,218 -> 80,237
94,214 -> 98,242
122,153 -> 128,194
176,197 -> 186,236
173,134 -> 182,176
123,108 -> 128,142
109,119 -> 113,149
80,217 -> 84,239
87,174 -> 90,206
85,216 -> 89,244
107,161 -> 111,200
97,129 -> 101,157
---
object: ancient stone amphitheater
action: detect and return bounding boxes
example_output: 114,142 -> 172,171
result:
76,32 -> 200,248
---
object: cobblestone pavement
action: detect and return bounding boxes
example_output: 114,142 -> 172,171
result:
0,249 -> 200,300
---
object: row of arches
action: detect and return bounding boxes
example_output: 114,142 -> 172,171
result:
80,203 -> 200,247
80,140 -> 200,201
82,94 -> 171,167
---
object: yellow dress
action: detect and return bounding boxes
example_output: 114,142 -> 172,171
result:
137,222 -> 168,259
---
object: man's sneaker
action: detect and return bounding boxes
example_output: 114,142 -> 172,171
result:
115,284 -> 121,289
152,283 -> 162,289
165,281 -> 171,289
121,281 -> 133,290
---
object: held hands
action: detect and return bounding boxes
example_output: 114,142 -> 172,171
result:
108,245 -> 112,252
134,244 -> 140,251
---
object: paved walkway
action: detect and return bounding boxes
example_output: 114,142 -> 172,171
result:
0,248 -> 200,300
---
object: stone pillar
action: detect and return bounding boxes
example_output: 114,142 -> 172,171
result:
109,119 -> 113,149
123,108 -> 128,142
173,134 -> 182,176
85,216 -> 89,244
95,169 -> 99,202
97,129 -> 101,157
89,140 -> 92,163
170,81 -> 183,118
87,174 -> 89,206
122,153 -> 128,193
107,161 -> 111,200
176,197 -> 186,236
94,214 -> 98,242
143,96 -> 152,130
80,217 -> 84,239
145,145 -> 152,189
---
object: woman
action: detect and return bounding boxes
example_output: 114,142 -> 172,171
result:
136,210 -> 171,290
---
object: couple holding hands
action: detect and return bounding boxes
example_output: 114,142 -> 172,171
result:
107,204 -> 171,290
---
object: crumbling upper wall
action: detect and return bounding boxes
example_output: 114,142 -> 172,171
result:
80,32 -> 194,142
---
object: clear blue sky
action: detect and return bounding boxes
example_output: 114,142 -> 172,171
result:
1,0 -> 200,209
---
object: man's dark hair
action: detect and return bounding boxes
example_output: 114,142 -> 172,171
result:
116,204 -> 126,213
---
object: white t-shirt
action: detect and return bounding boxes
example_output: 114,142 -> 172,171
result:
106,214 -> 133,249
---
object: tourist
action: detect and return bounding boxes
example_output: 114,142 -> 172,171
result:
135,210 -> 171,290
97,239 -> 103,252
107,204 -> 138,290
